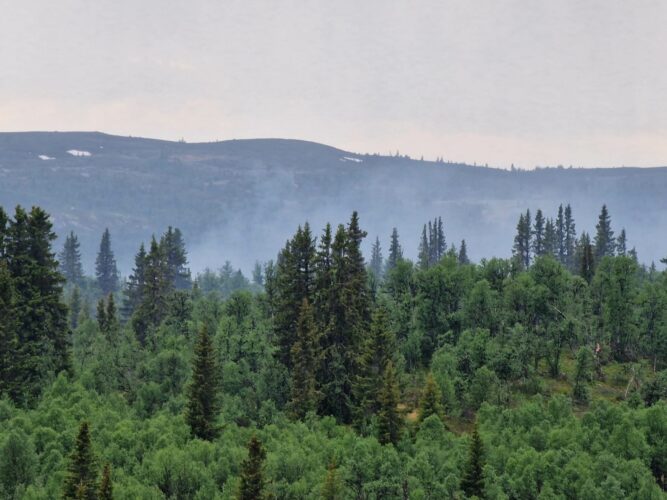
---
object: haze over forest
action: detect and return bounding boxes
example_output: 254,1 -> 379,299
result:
0,131 -> 665,274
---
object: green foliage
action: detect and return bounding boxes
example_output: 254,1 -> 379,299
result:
460,424 -> 485,498
185,325 -> 220,440
95,228 -> 119,295
418,373 -> 444,423
238,435 -> 266,500
62,422 -> 97,500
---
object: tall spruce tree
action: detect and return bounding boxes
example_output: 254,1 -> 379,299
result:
544,218 -> 557,257
69,286 -> 82,330
556,204 -> 566,265
288,299 -> 321,418
564,204 -> 577,269
5,206 -> 70,403
321,462 -> 343,500
237,435 -> 266,500
185,325 -> 220,440
59,231 -> 84,286
435,216 -> 446,261
458,239 -> 470,265
512,210 -> 532,269
354,305 -> 396,426
62,422 -> 97,500
98,463 -> 113,500
369,236 -> 383,279
418,373 -> 444,423
594,204 -> 615,259
616,228 -> 627,256
532,209 -> 545,257
418,224 -> 430,269
386,228 -> 403,272
273,223 -> 316,368
460,424 -> 485,498
122,243 -> 147,320
0,262 -> 17,399
377,361 -> 402,445
160,226 -> 191,289
95,228 -> 119,295
578,232 -> 595,283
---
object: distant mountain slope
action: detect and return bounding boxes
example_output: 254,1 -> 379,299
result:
1,131 -> 665,273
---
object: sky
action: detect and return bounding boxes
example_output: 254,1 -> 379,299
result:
1,0 -> 666,168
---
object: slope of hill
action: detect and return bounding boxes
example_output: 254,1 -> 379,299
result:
1,131 -> 665,273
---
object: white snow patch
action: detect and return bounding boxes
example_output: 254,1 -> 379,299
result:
38,155 -> 55,160
340,156 -> 363,163
67,149 -> 92,157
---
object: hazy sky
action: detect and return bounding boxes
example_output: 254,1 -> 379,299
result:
1,0 -> 666,168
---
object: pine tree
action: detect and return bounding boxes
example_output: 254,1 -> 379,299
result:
616,228 -> 627,256
369,236 -> 383,279
556,204 -> 565,264
386,228 -> 403,272
237,435 -> 266,500
377,361 -> 402,445
0,262 -> 17,399
418,224 -> 430,269
96,297 -> 107,333
418,373 -> 443,423
594,204 -> 615,259
458,239 -> 470,265
185,325 -> 220,440
288,299 -> 321,418
98,463 -> 113,500
95,228 -> 119,295
512,210 -> 532,269
460,423 -> 485,498
59,231 -> 84,286
532,209 -> 545,257
436,216 -> 446,261
252,261 -> 264,286
132,237 -> 170,344
62,422 -> 97,500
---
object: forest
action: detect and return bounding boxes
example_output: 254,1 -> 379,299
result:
1,203 -> 667,499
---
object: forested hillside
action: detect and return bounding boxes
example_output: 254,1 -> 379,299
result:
1,132 -> 667,273
1,204 -> 667,499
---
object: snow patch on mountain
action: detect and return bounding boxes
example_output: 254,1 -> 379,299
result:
67,149 -> 92,157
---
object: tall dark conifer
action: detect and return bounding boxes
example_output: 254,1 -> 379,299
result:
160,226 -> 191,289
238,435 -> 266,500
564,204 -> 577,269
556,204 -> 565,264
418,225 -> 429,269
377,361 -> 402,446
544,218 -> 557,257
185,325 -> 220,440
62,422 -> 97,500
59,231 -> 84,286
98,463 -> 113,500
460,424 -> 485,498
532,209 -> 545,257
0,262 -> 17,399
122,243 -> 147,320
95,228 -> 119,295
616,228 -> 627,256
458,239 -> 470,265
288,299 -> 321,418
369,236 -> 383,279
418,373 -> 443,423
594,204 -> 615,259
386,228 -> 403,272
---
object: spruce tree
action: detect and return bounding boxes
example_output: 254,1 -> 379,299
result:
458,239 -> 470,265
288,299 -> 321,418
594,204 -> 615,259
369,236 -> 383,279
544,218 -> 557,257
556,204 -> 565,264
62,422 -> 97,500
5,206 -> 71,403
460,424 -> 485,498
185,325 -> 220,440
377,361 -> 402,445
532,209 -> 545,257
616,228 -> 627,256
572,347 -> 593,404
435,216 -> 446,261
512,211 -> 531,269
354,305 -> 396,425
95,228 -> 119,295
418,373 -> 444,423
386,228 -> 403,272
96,298 -> 107,333
132,237 -> 170,344
578,232 -> 595,283
237,435 -> 266,500
0,262 -> 17,399
160,226 -> 191,289
564,204 -> 577,269
122,243 -> 147,320
59,231 -> 84,286
418,225 -> 430,269
98,463 -> 113,500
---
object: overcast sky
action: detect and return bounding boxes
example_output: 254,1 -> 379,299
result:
1,0 -> 665,168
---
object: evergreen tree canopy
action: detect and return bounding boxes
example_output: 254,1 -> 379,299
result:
95,228 -> 119,295
461,423 -> 485,498
386,227 -> 403,272
237,435 -> 266,500
594,204 -> 615,259
62,422 -> 97,500
185,325 -> 220,440
59,231 -> 84,286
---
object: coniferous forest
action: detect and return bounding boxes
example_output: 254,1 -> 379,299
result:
3,203 -> 667,499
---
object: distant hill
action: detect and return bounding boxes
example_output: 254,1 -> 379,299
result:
1,131 -> 665,274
